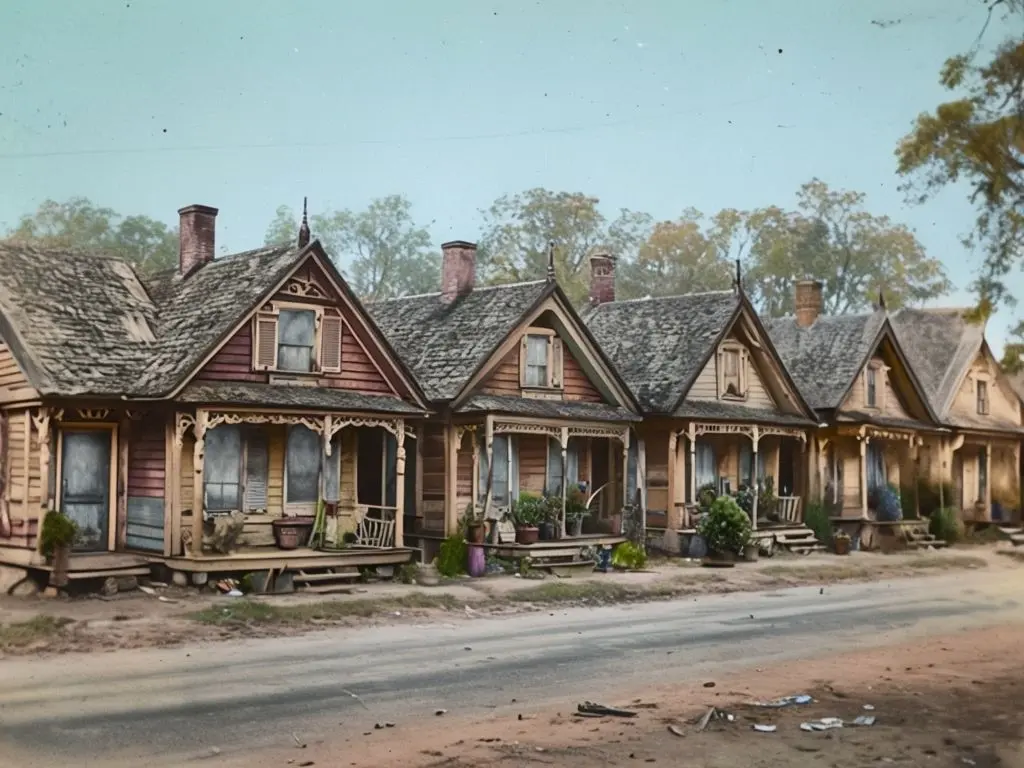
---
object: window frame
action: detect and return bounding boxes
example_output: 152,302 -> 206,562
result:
546,437 -> 580,497
276,307 -> 318,373
478,434 -> 513,508
518,327 -> 564,392
717,342 -> 748,401
253,301 -> 344,376
976,379 -> 990,415
866,366 -> 878,408
284,424 -> 322,513
203,426 -> 270,515
524,334 -> 549,388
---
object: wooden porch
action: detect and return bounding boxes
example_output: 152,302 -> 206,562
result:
152,545 -> 415,573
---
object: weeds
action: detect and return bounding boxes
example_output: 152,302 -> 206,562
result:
0,615 -> 75,651
190,592 -> 461,626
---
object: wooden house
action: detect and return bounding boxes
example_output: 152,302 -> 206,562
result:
893,308 -> 1024,527
584,257 -> 821,550
765,282 -> 945,548
368,242 -> 642,560
0,204 -> 429,586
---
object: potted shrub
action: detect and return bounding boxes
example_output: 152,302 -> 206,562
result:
696,495 -> 751,566
463,503 -> 486,545
537,495 -> 558,541
511,493 -> 545,545
40,509 -> 77,588
833,529 -> 852,556
565,488 -> 589,537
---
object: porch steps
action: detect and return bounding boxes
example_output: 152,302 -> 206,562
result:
902,522 -> 948,550
67,566 -> 152,581
756,526 -> 825,556
293,566 -> 362,592
997,526 -> 1024,546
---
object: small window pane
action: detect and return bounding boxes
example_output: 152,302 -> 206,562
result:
525,335 -> 548,387
492,436 -> 510,505
205,426 -> 241,510
547,437 -> 564,495
278,309 -> 316,372
286,425 -> 320,504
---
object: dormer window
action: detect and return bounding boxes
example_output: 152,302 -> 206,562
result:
977,379 -> 989,415
525,335 -> 549,387
866,367 -> 878,408
278,309 -> 316,372
519,329 -> 564,390
717,343 -> 747,400
253,302 -> 343,374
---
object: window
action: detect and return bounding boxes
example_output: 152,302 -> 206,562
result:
695,442 -> 717,492
479,434 -> 512,507
626,433 -> 639,505
546,437 -> 580,496
204,426 -> 242,511
867,442 -> 886,493
525,335 -> 549,387
721,349 -> 743,398
739,443 -> 753,487
977,380 -> 990,415
519,330 -> 564,389
277,309 -> 317,372
285,425 -> 320,505
866,367 -> 878,408
978,452 -> 988,502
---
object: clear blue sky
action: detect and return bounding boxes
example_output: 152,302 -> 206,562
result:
1,0 -> 1020,349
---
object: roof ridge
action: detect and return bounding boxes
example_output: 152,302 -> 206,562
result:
597,289 -> 736,307
370,279 -> 546,304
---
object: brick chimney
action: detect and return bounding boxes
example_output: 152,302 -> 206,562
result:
440,240 -> 476,303
589,252 -> 616,306
794,279 -> 823,328
178,204 -> 218,276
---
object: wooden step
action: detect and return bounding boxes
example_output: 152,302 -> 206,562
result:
1010,533 -> 1024,547
293,569 -> 361,584
790,545 -> 826,555
296,583 -> 359,594
67,566 -> 152,580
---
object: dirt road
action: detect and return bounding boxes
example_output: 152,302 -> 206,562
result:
0,568 -> 1021,767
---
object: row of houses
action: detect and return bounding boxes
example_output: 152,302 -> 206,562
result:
0,203 -> 1021,584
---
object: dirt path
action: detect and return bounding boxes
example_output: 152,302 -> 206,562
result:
0,548 -> 1010,657
228,623 -> 1024,768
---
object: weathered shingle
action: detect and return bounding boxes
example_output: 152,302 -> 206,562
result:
179,382 -> 425,415
457,394 -> 639,422
584,292 -> 739,414
368,281 -> 550,402
674,400 -> 817,427
763,312 -> 887,411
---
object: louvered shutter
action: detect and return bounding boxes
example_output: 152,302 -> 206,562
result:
243,432 -> 269,511
253,314 -> 279,371
518,336 -> 529,387
551,338 -> 564,388
320,314 -> 343,373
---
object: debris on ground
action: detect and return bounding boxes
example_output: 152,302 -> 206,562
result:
800,717 -> 844,732
695,707 -> 734,731
576,702 -> 637,718
435,709 -> 447,716
750,694 -> 813,708
667,725 -> 686,738
752,724 -> 777,733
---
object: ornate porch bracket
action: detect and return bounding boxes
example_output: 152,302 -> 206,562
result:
863,427 -> 919,443
757,426 -> 809,443
173,413 -> 196,448
567,424 -> 630,443
206,411 -> 326,435
491,421 -> 562,439
454,423 -> 478,447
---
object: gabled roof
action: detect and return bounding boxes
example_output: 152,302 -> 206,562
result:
764,310 -> 939,423
890,308 -> 985,417
584,290 -> 816,423
367,281 -> 552,402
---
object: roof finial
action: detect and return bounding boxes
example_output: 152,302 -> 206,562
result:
877,287 -> 887,312
734,258 -> 742,294
297,197 -> 311,247
546,240 -> 556,282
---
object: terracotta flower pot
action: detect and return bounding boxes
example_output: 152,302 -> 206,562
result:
50,544 -> 71,588
466,520 -> 486,544
273,517 -> 314,550
834,537 -> 851,556
515,526 -> 539,545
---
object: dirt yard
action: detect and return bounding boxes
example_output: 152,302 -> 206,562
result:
0,547 -> 1015,657
231,623 -> 1024,768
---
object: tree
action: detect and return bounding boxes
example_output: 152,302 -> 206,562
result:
896,0 -> 1024,311
616,208 -> 734,298
4,197 -> 179,274
267,196 -> 438,301
713,180 -> 950,316
478,189 -> 652,304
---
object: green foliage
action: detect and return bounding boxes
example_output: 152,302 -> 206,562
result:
929,507 -> 963,544
611,540 -> 648,570
899,483 -> 918,519
565,487 -> 589,520
4,197 -> 179,275
437,534 -> 467,578
696,483 -> 718,512
511,492 -> 547,527
733,486 -> 755,516
874,483 -> 904,522
803,500 -> 833,546
397,562 -> 418,585
696,496 -> 752,555
917,481 -> 954,516
39,510 -> 77,559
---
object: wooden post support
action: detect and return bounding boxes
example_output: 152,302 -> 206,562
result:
985,441 -> 993,521
687,423 -> 697,504
394,419 -> 405,549
666,429 -> 678,530
750,426 -> 760,532
621,428 -> 630,510
116,416 -> 130,551
31,409 -> 52,553
560,426 -> 569,538
637,435 -> 647,539
444,425 -> 459,536
21,411 -> 30,522
482,416 -> 494,521
190,409 -> 208,557
859,435 -> 869,519
163,418 -> 175,557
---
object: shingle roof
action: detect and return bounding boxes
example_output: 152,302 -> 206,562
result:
890,308 -> 984,417
179,382 -> 425,415
673,400 -> 817,427
763,311 -> 887,410
367,281 -> 551,402
457,394 -> 639,423
584,291 -> 740,414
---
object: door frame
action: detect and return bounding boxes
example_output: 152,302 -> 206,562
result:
55,424 -> 118,553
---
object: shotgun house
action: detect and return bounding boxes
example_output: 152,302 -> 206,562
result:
368,242 -> 642,560
584,257 -> 821,552
0,204 -> 428,587
893,308 -> 1024,528
766,281 -> 945,550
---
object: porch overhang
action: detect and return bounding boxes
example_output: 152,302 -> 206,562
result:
177,381 -> 427,417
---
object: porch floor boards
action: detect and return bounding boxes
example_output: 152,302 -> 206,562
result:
0,548 -> 152,573
155,546 -> 415,572
483,534 -> 626,560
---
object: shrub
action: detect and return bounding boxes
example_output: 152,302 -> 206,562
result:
733,485 -> 755,516
918,482 -> 953,517
875,484 -> 903,522
803,500 -> 832,546
696,483 -> 718,512
696,495 -> 751,556
611,540 -> 647,570
437,534 -> 467,577
929,507 -> 963,544
511,492 -> 546,527
39,510 -> 77,559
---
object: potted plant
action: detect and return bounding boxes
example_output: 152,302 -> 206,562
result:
464,504 -> 486,544
742,539 -> 760,562
511,492 -> 545,545
833,529 -> 852,556
40,509 -> 77,588
696,495 -> 751,567
537,495 -> 558,541
272,515 -> 315,550
565,488 -> 589,537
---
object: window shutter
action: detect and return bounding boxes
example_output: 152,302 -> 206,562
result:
518,336 -> 529,387
254,314 -> 279,371
320,315 -> 343,373
243,433 -> 269,511
551,338 -> 564,388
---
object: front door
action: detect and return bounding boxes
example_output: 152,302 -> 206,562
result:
60,430 -> 111,552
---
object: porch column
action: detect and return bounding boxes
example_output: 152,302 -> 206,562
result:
666,430 -> 679,530
621,428 -> 630,509
116,415 -> 130,550
444,425 -> 459,537
190,409 -> 208,557
394,420 -> 406,549
30,409 -> 52,553
688,423 -> 697,504
637,435 -> 647,539
985,441 -> 993,521
750,426 -> 760,532
482,416 -> 494,520
560,426 -> 569,538
859,435 -> 869,519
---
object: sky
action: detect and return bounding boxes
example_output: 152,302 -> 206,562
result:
1,0 -> 1021,350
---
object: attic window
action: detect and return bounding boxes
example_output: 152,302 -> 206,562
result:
519,329 -> 564,390
977,380 -> 990,415
253,303 -> 343,375
866,367 -> 878,408
717,344 -> 747,400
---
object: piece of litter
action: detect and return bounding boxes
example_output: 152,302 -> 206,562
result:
752,724 -> 777,733
292,732 -> 306,748
138,585 -> 156,595
696,707 -> 715,732
852,715 -> 876,726
157,596 -> 178,603
751,694 -> 813,708
577,702 -> 637,718
667,724 -> 685,738
435,709 -> 447,716
226,589 -> 243,597
863,704 -> 875,711
800,717 -> 844,732
702,681 -> 716,688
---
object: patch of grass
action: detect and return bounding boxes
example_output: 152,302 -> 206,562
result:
901,553 -> 987,570
0,615 -> 74,650
190,592 -> 461,626
504,581 -> 634,604
963,526 -> 1005,546
760,553 -> 987,582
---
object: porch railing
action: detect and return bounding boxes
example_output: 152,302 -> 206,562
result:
776,496 -> 802,524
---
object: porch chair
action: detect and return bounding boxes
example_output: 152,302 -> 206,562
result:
354,506 -> 396,549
